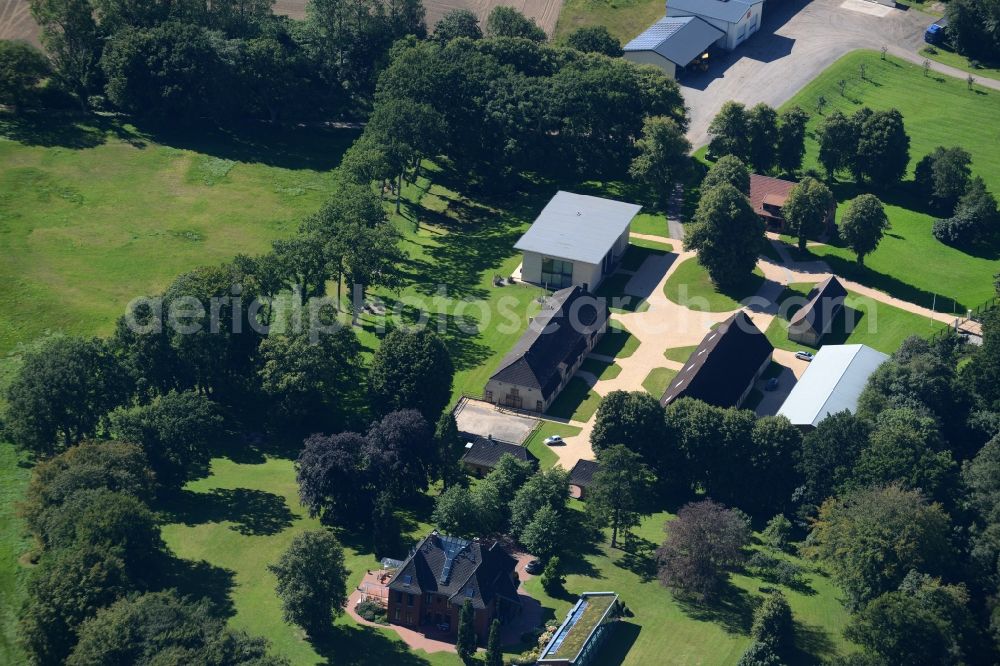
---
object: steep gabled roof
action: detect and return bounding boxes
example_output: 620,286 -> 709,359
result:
387,533 -> 520,610
623,16 -> 725,67
461,436 -> 538,469
777,344 -> 889,427
667,0 -> 763,23
749,174 -> 796,217
661,311 -> 773,408
789,276 -> 848,336
514,191 -> 641,265
568,459 -> 600,488
489,286 -> 608,399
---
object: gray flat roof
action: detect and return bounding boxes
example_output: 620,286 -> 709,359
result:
514,191 -> 641,265
777,344 -> 889,427
667,0 -> 763,23
624,16 -> 724,66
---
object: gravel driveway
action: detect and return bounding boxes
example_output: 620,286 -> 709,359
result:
680,0 -> 935,147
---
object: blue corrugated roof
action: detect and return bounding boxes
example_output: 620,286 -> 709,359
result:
624,15 -> 725,66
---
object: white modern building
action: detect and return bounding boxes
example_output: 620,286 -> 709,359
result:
623,16 -> 724,78
777,344 -> 889,429
665,0 -> 764,51
514,192 -> 641,291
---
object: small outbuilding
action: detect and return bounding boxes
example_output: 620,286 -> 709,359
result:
749,174 -> 836,234
661,311 -> 774,409
537,592 -> 621,665
568,459 -> 600,499
788,276 -> 848,346
485,285 -> 609,413
623,16 -> 724,78
515,191 -> 641,291
460,435 -> 538,477
665,0 -> 764,51
777,344 -> 889,429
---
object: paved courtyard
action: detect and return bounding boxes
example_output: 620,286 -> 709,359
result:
454,397 -> 539,444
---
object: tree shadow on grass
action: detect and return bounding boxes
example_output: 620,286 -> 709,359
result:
787,620 -> 839,665
675,581 -> 756,636
160,487 -> 295,536
596,621 -> 642,666
159,556 -> 237,618
615,535 -> 658,583
310,624 -> 432,666
0,111 -> 109,149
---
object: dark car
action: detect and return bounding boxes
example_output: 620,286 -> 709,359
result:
525,559 -> 544,575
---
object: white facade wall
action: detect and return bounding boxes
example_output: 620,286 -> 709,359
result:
622,51 -> 678,79
666,2 -> 762,50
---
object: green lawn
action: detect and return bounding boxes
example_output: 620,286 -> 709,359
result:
663,345 -> 698,364
763,283 -> 946,355
921,46 -> 1000,82
620,240 -> 672,272
663,258 -> 765,312
579,358 -> 622,381
0,442 -> 30,665
630,213 -> 672,239
779,50 -> 1000,310
641,367 -> 677,397
592,320 -> 641,359
546,378 -> 603,422
0,116 -> 359,357
524,422 -> 582,469
554,0 -> 665,44
521,509 -> 857,666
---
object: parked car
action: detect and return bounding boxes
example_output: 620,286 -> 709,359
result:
765,377 -> 779,392
795,351 -> 815,362
544,435 -> 564,446
525,559 -> 544,574
925,19 -> 948,45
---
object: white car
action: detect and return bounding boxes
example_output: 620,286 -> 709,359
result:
795,351 -> 815,362
544,435 -> 564,446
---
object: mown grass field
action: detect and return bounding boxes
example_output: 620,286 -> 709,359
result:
764,283 -> 946,355
779,50 -> 1000,311
663,258 -> 765,312
553,0 -> 663,45
921,46 -> 1000,83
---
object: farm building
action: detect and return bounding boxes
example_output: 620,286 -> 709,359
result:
623,16 -> 724,78
777,344 -> 889,429
485,285 -> 609,413
538,592 -> 621,665
749,174 -> 836,233
788,276 -> 848,346
568,459 -> 600,499
515,191 -> 641,291
660,311 -> 773,409
460,435 -> 538,477
386,532 -> 522,644
665,0 -> 763,51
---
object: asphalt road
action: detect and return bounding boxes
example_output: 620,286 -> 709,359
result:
679,0 -> 978,148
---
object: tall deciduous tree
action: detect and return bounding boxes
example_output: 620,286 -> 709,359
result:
839,193 -> 889,266
776,106 -> 809,175
588,445 -> 655,548
656,499 -> 750,601
915,146 -> 973,212
433,9 -> 482,42
795,410 -> 871,509
817,110 -> 858,179
854,108 -> 910,186
805,484 -> 953,608
269,530 -> 349,637
29,0 -> 102,110
707,101 -> 750,162
484,6 -> 545,42
685,183 -> 764,288
5,336 -> 129,455
369,327 -> 454,423
0,40 -> 51,111
629,116 -> 691,207
108,390 -> 223,488
590,390 -> 669,472
746,103 -> 778,173
702,155 -> 751,195
782,176 -> 834,250
563,25 -> 622,56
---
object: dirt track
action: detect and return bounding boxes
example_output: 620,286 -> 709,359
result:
0,0 -> 39,45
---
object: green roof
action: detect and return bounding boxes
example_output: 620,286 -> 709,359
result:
540,592 -> 618,662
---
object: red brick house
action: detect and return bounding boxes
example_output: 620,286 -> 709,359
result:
749,174 -> 835,233
386,532 -> 522,644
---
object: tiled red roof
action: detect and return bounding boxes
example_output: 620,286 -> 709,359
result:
749,174 -> 796,217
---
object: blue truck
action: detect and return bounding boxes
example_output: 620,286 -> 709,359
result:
925,18 -> 948,45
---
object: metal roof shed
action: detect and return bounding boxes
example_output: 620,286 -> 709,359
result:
623,16 -> 725,68
513,192 -> 642,266
777,344 -> 889,428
